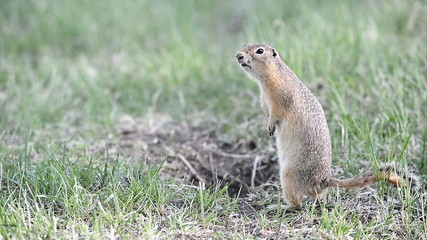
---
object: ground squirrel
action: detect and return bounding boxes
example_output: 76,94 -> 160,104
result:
236,43 -> 406,208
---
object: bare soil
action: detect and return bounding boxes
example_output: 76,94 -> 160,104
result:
93,115 -> 279,197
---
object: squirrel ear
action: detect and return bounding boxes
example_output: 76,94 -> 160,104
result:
272,49 -> 277,57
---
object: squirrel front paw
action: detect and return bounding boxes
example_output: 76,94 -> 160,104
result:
267,119 -> 280,136
268,124 -> 276,136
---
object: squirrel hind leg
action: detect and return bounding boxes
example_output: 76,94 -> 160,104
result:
283,190 -> 303,209
280,168 -> 304,209
288,197 -> 303,209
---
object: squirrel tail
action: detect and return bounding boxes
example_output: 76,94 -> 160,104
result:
328,163 -> 409,189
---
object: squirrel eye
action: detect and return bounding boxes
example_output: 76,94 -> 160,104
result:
255,48 -> 264,54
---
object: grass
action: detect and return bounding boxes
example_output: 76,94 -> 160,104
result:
1,0 -> 426,239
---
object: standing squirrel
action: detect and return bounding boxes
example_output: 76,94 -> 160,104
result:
236,43 -> 406,209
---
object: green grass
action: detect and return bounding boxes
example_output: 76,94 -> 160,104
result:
1,0 -> 426,238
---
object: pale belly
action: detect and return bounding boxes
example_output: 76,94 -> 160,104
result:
275,123 -> 301,169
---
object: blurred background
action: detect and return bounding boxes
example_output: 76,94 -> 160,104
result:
0,1 -> 426,238
0,0 -> 426,172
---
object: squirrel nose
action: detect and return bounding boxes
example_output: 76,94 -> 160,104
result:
236,53 -> 244,61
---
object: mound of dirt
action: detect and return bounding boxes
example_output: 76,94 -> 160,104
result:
93,115 -> 279,196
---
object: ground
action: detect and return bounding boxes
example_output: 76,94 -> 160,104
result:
1,0 -> 426,239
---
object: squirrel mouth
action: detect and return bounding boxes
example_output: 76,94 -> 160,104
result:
241,63 -> 251,69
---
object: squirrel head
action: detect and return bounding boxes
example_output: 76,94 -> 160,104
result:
236,43 -> 280,82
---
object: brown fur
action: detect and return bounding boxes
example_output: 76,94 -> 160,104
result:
236,43 -> 407,208
329,165 -> 406,189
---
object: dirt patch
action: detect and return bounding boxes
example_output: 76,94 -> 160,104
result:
91,115 -> 279,196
